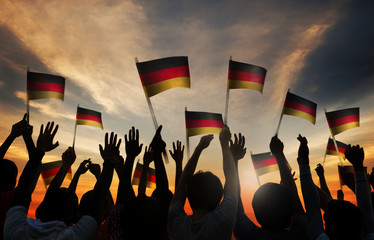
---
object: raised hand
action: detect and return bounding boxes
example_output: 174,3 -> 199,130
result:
36,122 -> 59,152
89,163 -> 101,180
345,144 -> 364,171
125,127 -> 143,158
143,146 -> 154,165
297,134 -> 309,166
197,134 -> 214,150
77,159 -> 91,175
169,141 -> 184,165
219,124 -> 231,145
315,163 -> 324,177
100,132 -> 121,164
270,135 -> 284,155
62,147 -> 76,166
10,114 -> 28,138
229,133 -> 246,161
150,125 -> 166,154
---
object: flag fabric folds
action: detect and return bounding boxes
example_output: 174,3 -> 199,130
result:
131,162 -> 156,189
282,92 -> 317,124
227,60 -> 267,93
27,71 -> 65,100
185,111 -> 223,137
251,152 -> 279,176
41,161 -> 72,186
325,108 -> 359,136
326,138 -> 347,159
136,56 -> 190,98
76,106 -> 103,129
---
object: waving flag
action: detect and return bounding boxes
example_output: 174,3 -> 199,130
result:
76,106 -> 103,129
227,60 -> 267,93
132,162 -> 156,189
251,152 -> 279,176
325,108 -> 359,136
27,71 -> 65,100
282,92 -> 317,124
136,56 -> 190,98
41,161 -> 72,186
326,138 -> 347,159
185,111 -> 223,137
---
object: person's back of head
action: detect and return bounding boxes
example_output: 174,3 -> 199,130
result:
323,200 -> 363,240
187,171 -> 223,212
79,190 -> 114,223
252,183 -> 294,231
0,159 -> 18,192
120,195 -> 162,240
36,187 -> 78,226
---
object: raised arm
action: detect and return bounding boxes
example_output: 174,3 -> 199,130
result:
48,146 -> 76,191
297,134 -> 325,239
117,127 -> 141,204
138,146 -> 153,197
169,141 -> 184,188
315,163 -> 332,198
171,134 -> 213,205
12,122 -> 59,209
345,144 -> 374,235
270,135 -> 304,216
68,159 -> 91,192
150,126 -> 169,193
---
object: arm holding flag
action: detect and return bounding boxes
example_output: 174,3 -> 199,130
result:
138,146 -> 153,197
315,163 -> 332,198
345,144 -> 374,236
169,141 -> 184,189
68,159 -> 91,192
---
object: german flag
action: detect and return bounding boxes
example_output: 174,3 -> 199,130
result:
76,106 -> 103,129
27,71 -> 65,100
325,108 -> 359,136
326,138 -> 347,159
185,110 -> 223,137
282,92 -> 317,124
227,60 -> 267,93
41,161 -> 72,186
338,165 -> 366,194
251,152 -> 279,176
136,56 -> 190,98
131,162 -> 156,189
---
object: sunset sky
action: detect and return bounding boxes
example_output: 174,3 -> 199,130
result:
1,0 -> 374,221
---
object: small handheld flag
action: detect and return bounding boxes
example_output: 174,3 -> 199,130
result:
326,138 -> 347,159
251,152 -> 279,177
282,92 -> 317,124
338,165 -> 366,193
76,106 -> 103,129
27,71 -> 65,101
325,108 -> 359,136
185,110 -> 223,137
41,161 -> 72,187
132,162 -> 156,189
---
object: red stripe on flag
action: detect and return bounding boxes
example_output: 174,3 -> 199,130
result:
76,113 -> 102,123
147,175 -> 156,183
186,119 -> 223,128
328,115 -> 359,128
140,66 -> 190,86
327,143 -> 346,153
27,82 -> 64,94
253,157 -> 277,169
41,168 -> 60,179
133,169 -> 141,178
228,70 -> 265,84
284,99 -> 316,116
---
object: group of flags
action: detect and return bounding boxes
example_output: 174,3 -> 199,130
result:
28,55 -> 362,189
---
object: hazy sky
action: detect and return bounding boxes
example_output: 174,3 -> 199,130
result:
1,0 -> 373,217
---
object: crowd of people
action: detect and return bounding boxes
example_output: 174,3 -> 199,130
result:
1,114 -> 373,239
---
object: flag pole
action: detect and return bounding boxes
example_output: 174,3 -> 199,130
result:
275,89 -> 290,135
135,57 -> 169,163
322,152 -> 327,167
325,109 -> 343,165
251,151 -> 261,186
72,104 -> 79,149
26,67 -> 30,123
223,56 -> 232,124
185,107 -> 190,159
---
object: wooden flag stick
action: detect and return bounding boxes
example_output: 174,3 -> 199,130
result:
72,104 -> 79,149
275,89 -> 290,136
185,107 -> 190,159
223,56 -> 232,124
26,67 -> 30,123
322,152 -> 327,167
250,151 -> 261,186
325,109 -> 343,166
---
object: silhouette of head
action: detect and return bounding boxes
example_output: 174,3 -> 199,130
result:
120,195 -> 162,240
0,159 -> 18,192
79,190 -> 114,222
187,171 -> 223,212
36,188 -> 78,226
252,183 -> 293,230
323,200 -> 363,240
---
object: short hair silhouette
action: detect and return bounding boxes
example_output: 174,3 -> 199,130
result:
187,171 -> 223,212
36,188 -> 78,226
79,190 -> 113,222
0,159 -> 18,192
252,183 -> 293,230
323,200 -> 363,240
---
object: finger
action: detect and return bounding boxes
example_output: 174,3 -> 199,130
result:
234,133 -> 238,144
131,126 -> 135,140
49,122 -> 55,134
242,135 -> 245,148
51,141 -> 59,150
135,128 -> 139,141
99,144 -> 103,155
110,132 -> 114,145
22,113 -> 27,121
51,124 -> 59,137
156,125 -> 162,136
116,139 -> 122,149
125,134 -> 128,144
173,142 -> 176,151
145,146 -> 148,152
105,132 -> 109,147
39,124 -> 44,136
182,145 -> 185,153
169,150 -> 173,156
113,133 -> 117,145
239,133 -> 242,144
128,128 -> 132,141
139,143 -> 143,152
229,139 -> 233,147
